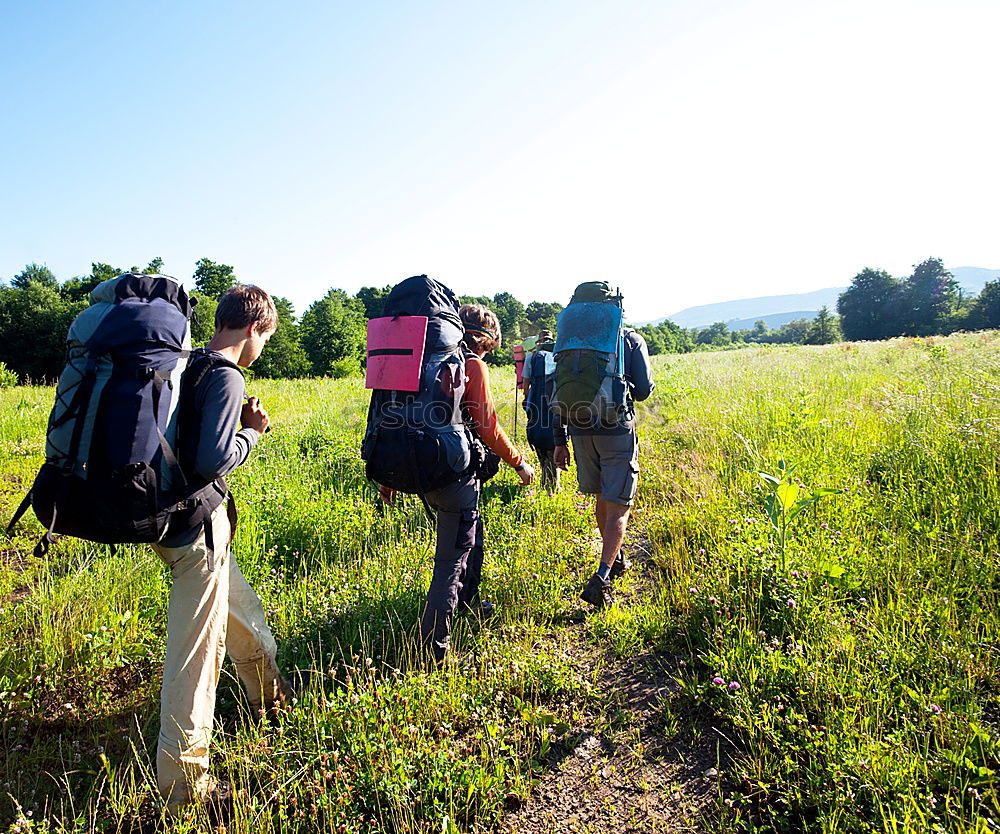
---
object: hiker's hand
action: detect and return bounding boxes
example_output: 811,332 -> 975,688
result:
554,445 -> 570,470
378,485 -> 397,505
242,397 -> 270,434
516,462 -> 534,486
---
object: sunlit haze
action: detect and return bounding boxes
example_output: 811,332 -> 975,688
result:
1,0 -> 996,319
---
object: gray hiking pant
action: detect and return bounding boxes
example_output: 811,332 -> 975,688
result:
420,474 -> 485,662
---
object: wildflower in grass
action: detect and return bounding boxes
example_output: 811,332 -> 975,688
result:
689,587 -> 697,594
678,660 -> 686,668
929,703 -> 942,714
698,548 -> 706,556
712,676 -> 725,686
708,596 -> 718,605
859,597 -> 868,605
786,598 -> 797,609
728,681 -> 741,691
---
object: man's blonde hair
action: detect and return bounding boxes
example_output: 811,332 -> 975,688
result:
215,284 -> 278,333
459,304 -> 502,354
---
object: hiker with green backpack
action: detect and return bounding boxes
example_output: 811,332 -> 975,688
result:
550,281 -> 654,608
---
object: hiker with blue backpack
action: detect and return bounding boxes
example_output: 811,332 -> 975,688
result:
521,329 -> 560,492
9,278 -> 293,819
550,281 -> 654,609
150,285 -> 295,815
362,277 -> 533,664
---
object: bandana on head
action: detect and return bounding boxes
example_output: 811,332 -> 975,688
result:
464,326 -> 498,340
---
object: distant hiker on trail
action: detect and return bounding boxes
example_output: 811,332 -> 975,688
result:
551,281 -> 654,608
153,286 -> 294,816
522,329 -> 560,492
363,278 -> 533,665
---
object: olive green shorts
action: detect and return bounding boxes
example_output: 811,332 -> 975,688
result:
570,430 -> 640,506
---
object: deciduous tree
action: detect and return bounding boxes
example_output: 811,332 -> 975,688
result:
193,258 -> 237,299
837,268 -> 903,341
11,263 -> 57,290
900,257 -> 958,335
252,297 -> 310,378
300,289 -> 367,377
803,306 -> 841,344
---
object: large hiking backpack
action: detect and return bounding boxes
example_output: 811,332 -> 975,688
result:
525,344 -> 557,449
7,273 -> 224,558
361,275 -> 472,494
552,281 -> 629,429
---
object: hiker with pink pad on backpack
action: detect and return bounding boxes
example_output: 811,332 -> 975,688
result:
363,278 -> 533,664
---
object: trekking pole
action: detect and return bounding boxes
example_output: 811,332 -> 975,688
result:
513,375 -> 519,442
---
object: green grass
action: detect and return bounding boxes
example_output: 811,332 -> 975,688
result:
1,333 -> 999,832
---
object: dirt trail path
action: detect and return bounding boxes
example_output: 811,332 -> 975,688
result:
502,539 -> 721,833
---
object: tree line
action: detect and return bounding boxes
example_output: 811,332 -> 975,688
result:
4,256 -> 999,383
637,257 -> 1000,355
0,259 -> 565,382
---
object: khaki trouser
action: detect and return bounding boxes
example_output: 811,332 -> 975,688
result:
152,504 -> 285,813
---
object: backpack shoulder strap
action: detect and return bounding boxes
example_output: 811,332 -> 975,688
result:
185,349 -> 241,393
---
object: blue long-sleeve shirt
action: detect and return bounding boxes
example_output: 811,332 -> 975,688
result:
554,328 -> 654,445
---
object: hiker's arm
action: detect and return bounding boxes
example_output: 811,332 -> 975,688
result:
626,332 -> 655,402
553,414 -> 568,447
464,357 -> 524,468
193,368 -> 261,482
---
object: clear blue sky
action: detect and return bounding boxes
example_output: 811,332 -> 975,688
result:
2,0 -> 997,319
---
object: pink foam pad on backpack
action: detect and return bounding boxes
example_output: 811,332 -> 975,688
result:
513,345 -> 526,389
365,316 -> 428,391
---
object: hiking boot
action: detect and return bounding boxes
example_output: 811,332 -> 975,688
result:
251,669 -> 310,728
580,573 -> 613,609
609,551 -> 631,583
205,781 -> 235,827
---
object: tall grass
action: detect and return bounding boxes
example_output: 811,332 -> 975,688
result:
0,371 -> 596,832
1,333 -> 998,832
597,333 -> 1000,832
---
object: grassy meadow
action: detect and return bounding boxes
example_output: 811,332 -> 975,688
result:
1,333 -> 998,832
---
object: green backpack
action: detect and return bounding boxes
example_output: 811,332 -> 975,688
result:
552,282 -> 628,429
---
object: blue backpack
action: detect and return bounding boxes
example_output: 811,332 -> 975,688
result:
524,347 -> 558,449
552,293 -> 628,429
8,274 -> 226,559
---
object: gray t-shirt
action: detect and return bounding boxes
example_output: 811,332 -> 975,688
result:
159,351 -> 259,547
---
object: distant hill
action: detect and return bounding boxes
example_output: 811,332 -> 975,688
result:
952,266 -> 1000,295
653,287 -> 845,330
649,266 -> 999,330
724,311 -> 818,331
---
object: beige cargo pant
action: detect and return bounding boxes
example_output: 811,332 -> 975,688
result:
152,503 -> 286,814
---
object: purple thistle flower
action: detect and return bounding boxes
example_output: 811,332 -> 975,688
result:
712,676 -> 725,686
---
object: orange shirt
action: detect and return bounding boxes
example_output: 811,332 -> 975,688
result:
464,356 -> 523,468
